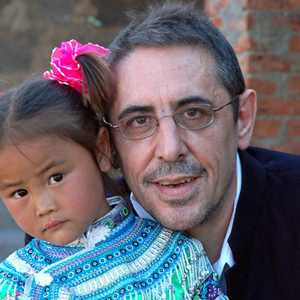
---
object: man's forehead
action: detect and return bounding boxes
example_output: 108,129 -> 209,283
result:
111,46 -> 221,116
113,45 -> 213,79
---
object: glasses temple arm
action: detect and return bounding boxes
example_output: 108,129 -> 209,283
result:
102,116 -> 119,129
212,95 -> 239,112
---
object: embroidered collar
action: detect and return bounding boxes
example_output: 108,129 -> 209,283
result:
38,197 -> 130,250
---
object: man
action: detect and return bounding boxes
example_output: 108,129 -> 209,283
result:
104,1 -> 300,299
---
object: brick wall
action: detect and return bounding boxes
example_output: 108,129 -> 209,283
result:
205,0 -> 300,154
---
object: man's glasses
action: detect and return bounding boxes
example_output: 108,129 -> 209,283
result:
103,96 -> 239,140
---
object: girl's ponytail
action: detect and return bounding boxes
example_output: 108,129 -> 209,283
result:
43,39 -> 112,116
77,53 -> 113,116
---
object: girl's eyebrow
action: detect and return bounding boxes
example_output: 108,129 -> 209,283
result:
0,159 -> 69,191
36,158 -> 69,176
0,180 -> 24,191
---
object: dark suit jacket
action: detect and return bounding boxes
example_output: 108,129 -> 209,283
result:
226,147 -> 300,299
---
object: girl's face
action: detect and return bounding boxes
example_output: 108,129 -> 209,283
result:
0,129 -> 111,245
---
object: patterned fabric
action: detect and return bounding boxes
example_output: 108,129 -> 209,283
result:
0,197 -> 227,300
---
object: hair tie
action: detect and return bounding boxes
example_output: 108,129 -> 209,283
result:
43,39 -> 110,94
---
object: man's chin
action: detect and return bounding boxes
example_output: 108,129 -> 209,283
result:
153,211 -> 206,231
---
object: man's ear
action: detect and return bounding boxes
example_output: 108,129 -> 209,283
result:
96,127 -> 111,172
237,89 -> 257,150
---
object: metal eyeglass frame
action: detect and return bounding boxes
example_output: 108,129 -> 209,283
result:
103,95 -> 239,140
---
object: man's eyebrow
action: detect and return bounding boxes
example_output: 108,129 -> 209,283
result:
117,96 -> 212,120
174,96 -> 213,109
118,105 -> 155,120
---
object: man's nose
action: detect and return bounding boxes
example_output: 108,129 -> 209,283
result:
154,116 -> 187,162
34,191 -> 58,217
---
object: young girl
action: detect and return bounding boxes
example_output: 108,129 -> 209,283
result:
0,40 -> 227,300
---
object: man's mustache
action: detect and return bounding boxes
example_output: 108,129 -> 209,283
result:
143,160 -> 206,184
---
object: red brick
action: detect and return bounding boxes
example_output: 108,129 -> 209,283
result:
290,36 -> 300,52
250,139 -> 268,148
274,14 -> 300,31
244,0 -> 281,10
287,119 -> 300,136
272,140 -> 300,155
228,19 -> 241,31
285,15 -> 300,31
242,12 -> 255,31
235,35 -> 258,53
246,78 -> 277,95
289,77 -> 300,94
239,55 -> 249,73
241,55 -> 291,73
222,0 -> 230,7
204,0 -> 223,16
253,119 -> 281,138
257,98 -> 300,116
205,0 -> 230,16
282,0 -> 300,10
212,17 -> 223,28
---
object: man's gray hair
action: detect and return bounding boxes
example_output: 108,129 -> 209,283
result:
109,1 -> 245,121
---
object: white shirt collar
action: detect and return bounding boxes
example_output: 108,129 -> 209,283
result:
212,153 -> 241,293
130,154 -> 242,293
130,194 -> 155,221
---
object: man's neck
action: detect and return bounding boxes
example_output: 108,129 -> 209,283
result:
186,205 -> 234,263
186,175 -> 237,263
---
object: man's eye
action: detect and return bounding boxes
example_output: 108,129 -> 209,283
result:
183,107 -> 207,118
12,189 -> 28,199
128,116 -> 151,127
49,174 -> 64,185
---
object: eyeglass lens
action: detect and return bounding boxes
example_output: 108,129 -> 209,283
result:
119,104 -> 214,139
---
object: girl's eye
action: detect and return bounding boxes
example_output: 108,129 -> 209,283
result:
12,189 -> 28,199
49,174 -> 64,185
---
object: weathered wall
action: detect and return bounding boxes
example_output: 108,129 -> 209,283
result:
0,0 -> 128,90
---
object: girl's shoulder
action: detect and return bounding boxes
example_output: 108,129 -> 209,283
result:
0,239 -> 64,300
0,244 -> 34,299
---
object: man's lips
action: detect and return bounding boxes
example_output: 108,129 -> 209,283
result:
44,220 -> 66,231
156,177 -> 196,187
149,176 -> 201,202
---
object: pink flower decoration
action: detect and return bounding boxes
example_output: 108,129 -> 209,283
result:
44,39 -> 110,94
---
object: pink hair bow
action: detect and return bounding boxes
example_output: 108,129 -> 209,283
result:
44,39 -> 110,94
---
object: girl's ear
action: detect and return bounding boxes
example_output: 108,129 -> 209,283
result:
96,127 -> 111,172
110,144 -> 120,169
